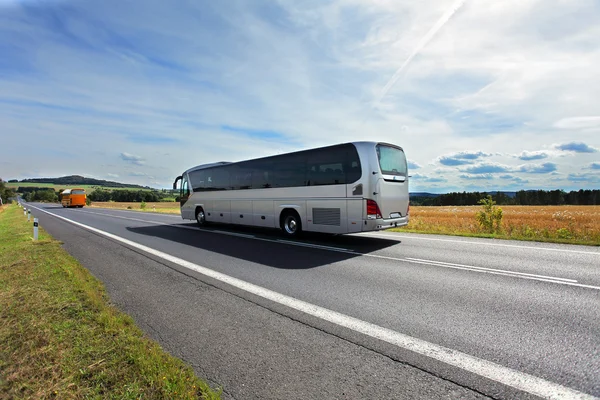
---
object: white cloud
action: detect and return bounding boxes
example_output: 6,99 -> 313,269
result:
516,151 -> 549,161
120,153 -> 146,166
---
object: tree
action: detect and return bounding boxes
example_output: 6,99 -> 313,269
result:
0,179 -> 16,204
476,195 -> 503,234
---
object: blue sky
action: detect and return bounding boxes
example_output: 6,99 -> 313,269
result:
1,0 -> 599,193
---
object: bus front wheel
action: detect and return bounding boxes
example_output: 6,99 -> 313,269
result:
280,210 -> 301,237
195,207 -> 207,228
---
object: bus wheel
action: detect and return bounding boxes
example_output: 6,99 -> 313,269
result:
281,210 -> 301,237
195,207 -> 207,228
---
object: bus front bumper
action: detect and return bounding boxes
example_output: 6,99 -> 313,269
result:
363,216 -> 409,231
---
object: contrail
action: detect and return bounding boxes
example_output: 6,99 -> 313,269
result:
374,0 -> 467,106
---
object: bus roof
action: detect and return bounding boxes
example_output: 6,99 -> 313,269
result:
61,188 -> 86,194
185,161 -> 231,174
182,141 -> 396,175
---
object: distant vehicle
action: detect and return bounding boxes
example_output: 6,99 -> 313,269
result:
61,188 -> 87,208
173,141 -> 409,237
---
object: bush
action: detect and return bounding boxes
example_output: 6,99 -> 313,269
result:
86,197 -> 92,206
140,201 -> 147,210
556,228 -> 572,240
476,195 -> 503,234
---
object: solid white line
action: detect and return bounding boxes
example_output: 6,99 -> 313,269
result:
362,232 -> 600,256
406,257 -> 578,283
29,204 -> 597,400
402,259 -> 600,290
212,230 -> 256,239
277,239 -> 354,252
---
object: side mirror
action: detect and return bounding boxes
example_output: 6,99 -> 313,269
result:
173,176 -> 182,191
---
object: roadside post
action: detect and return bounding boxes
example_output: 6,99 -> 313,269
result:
33,218 -> 39,241
27,209 -> 31,221
24,207 -> 26,216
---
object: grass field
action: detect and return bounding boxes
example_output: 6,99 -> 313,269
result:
395,205 -> 600,245
0,204 -> 221,399
7,182 -> 156,192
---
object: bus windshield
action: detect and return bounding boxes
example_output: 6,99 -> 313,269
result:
376,144 -> 407,176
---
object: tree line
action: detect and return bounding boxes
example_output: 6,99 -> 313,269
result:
14,186 -> 175,203
411,189 -> 600,206
87,189 -> 170,202
14,175 -> 150,189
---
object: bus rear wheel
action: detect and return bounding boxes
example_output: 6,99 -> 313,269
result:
280,210 -> 301,237
195,207 -> 207,228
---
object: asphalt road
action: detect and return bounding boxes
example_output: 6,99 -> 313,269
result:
22,202 -> 600,399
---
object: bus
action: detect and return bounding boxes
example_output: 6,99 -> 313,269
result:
61,188 -> 87,208
172,141 -> 409,237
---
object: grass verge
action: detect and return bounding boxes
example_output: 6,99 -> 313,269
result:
0,204 -> 221,399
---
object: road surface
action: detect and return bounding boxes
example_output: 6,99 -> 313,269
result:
22,202 -> 600,399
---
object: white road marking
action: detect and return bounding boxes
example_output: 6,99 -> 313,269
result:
405,257 -> 578,282
61,207 -> 597,289
212,230 -> 256,239
277,239 -> 354,252
362,232 -> 600,256
29,204 -> 598,400
402,259 -> 600,290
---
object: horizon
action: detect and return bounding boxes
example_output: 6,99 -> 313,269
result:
1,0 -> 599,192
5,174 -> 598,196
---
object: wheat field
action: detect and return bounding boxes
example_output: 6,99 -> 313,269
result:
88,202 -> 600,245
398,205 -> 600,244
88,202 -> 180,214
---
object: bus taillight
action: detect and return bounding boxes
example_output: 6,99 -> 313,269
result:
367,199 -> 382,220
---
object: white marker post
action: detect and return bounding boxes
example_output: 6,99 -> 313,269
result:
33,218 -> 39,241
23,208 -> 26,216
27,209 -> 31,221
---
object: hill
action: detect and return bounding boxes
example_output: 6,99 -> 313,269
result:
17,175 -> 151,189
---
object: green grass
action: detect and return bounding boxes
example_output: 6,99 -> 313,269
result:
0,204 -> 221,399
6,182 -> 157,192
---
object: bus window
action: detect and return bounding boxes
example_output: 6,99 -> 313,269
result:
230,163 -> 253,190
251,160 -> 272,189
271,153 -> 306,188
206,166 -> 230,191
376,144 -> 407,176
306,144 -> 353,185
346,145 -> 362,183
189,169 -> 206,192
180,176 -> 190,205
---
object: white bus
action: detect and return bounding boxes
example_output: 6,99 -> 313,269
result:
172,141 -> 409,237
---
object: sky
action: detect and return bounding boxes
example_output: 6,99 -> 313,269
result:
1,0 -> 599,193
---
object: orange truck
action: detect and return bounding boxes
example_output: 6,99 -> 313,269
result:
61,188 -> 87,208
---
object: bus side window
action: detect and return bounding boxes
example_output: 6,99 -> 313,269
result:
251,160 -> 272,189
181,177 -> 190,198
271,154 -> 306,188
346,145 -> 362,183
306,145 -> 348,186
